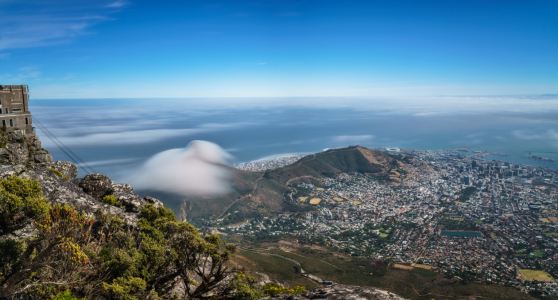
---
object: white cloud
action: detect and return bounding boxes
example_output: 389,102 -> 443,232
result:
81,157 -> 141,167
0,3 -> 126,51
106,0 -> 129,8
126,141 -> 233,196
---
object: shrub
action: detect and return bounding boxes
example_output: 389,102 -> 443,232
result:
229,273 -> 306,299
0,175 -> 49,235
102,195 -> 124,209
52,290 -> 85,300
50,169 -> 64,177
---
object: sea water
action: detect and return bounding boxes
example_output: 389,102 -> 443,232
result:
29,97 -> 558,182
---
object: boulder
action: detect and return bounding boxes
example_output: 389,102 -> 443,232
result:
260,284 -> 406,300
26,135 -> 42,149
109,183 -> 134,195
144,196 -> 164,208
78,173 -> 114,200
113,193 -> 146,213
50,161 -> 79,180
33,149 -> 53,163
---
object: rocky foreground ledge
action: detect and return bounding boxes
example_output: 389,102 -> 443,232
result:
262,284 -> 406,300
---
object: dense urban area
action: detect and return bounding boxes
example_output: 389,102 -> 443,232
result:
229,148 -> 558,297
235,155 -> 303,171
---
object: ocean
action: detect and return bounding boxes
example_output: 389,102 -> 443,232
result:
29,96 -> 558,185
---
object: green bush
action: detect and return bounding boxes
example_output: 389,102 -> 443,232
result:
229,273 -> 306,299
0,175 -> 49,235
52,290 -> 85,300
50,168 -> 64,177
0,175 -> 239,299
102,195 -> 124,209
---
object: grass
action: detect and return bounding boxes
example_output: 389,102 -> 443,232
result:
316,187 -> 324,191
298,197 -> 308,202
233,250 -> 318,289
379,233 -> 388,238
531,251 -> 544,257
545,233 -> 558,236
333,197 -> 344,202
352,201 -> 362,205
518,269 -> 554,281
393,264 -> 413,270
539,218 -> 551,224
309,198 -> 322,205
475,220 -> 484,225
549,216 -> 558,223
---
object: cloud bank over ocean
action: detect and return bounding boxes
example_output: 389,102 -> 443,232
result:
29,97 -> 558,180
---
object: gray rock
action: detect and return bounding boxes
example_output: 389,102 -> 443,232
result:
0,164 -> 137,225
260,283 -> 406,300
50,161 -> 79,180
78,173 -> 114,200
160,276 -> 187,299
0,148 -> 11,161
144,196 -> 164,208
33,149 -> 53,163
5,143 -> 28,164
109,183 -> 134,195
26,135 -> 42,149
4,130 -> 24,143
113,192 -> 147,213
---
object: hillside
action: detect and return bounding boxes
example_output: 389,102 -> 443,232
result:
176,146 -> 409,226
265,146 -> 406,185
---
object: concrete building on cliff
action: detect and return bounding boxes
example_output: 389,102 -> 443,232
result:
0,85 -> 34,135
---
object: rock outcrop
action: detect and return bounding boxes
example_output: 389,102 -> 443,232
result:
0,164 -> 138,228
0,129 -> 53,165
77,173 -> 154,213
261,284 -> 406,300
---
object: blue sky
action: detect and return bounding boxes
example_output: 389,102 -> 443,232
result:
0,0 -> 556,98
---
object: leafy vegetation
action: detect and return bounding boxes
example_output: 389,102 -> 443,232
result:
0,175 -> 240,299
101,195 -> 124,209
49,169 -> 68,180
456,186 -> 477,202
228,273 -> 305,300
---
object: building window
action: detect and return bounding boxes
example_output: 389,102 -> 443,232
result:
4,108 -> 7,114
25,117 -> 29,125
12,109 -> 21,112
9,119 -> 13,127
0,96 -> 2,105
2,120 -> 5,127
